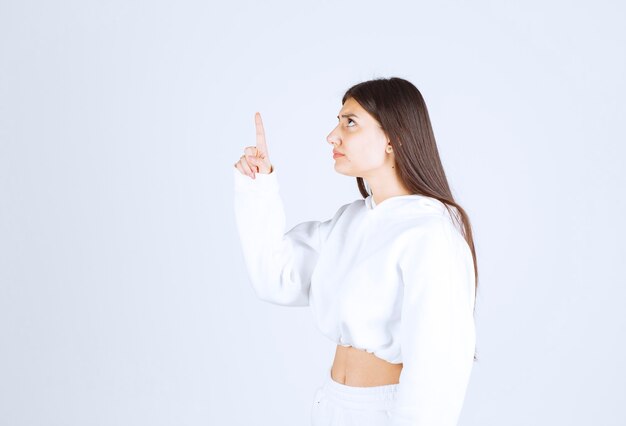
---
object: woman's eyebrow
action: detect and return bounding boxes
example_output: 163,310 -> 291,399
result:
337,113 -> 359,120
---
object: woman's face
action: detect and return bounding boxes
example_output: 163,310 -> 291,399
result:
326,97 -> 392,178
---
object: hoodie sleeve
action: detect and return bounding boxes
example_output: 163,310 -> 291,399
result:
233,166 -> 347,306
389,217 -> 477,426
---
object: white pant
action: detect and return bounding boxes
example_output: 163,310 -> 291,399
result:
311,366 -> 399,426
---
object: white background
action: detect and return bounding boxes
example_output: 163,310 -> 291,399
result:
1,1 -> 624,425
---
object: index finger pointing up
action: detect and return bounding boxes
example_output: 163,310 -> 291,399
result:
254,112 -> 268,155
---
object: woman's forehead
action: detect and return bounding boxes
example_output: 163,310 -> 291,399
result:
338,98 -> 367,119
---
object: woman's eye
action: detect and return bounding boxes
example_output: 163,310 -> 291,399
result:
347,118 -> 355,127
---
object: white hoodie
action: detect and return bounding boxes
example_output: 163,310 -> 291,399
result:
233,166 -> 476,426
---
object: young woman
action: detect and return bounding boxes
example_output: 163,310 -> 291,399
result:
232,77 -> 478,426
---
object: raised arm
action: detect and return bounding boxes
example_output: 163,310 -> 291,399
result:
233,112 -> 348,306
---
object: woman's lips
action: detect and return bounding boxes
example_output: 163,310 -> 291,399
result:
333,153 -> 345,158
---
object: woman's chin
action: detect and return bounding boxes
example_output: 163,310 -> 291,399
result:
333,167 -> 355,178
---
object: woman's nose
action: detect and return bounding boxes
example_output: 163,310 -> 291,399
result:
327,131 -> 339,146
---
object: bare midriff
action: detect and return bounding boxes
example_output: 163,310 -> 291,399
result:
331,344 -> 403,387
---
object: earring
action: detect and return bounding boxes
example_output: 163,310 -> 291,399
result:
386,146 -> 393,153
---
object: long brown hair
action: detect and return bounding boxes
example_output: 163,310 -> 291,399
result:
342,77 -> 479,360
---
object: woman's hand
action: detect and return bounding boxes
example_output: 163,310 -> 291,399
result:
234,112 -> 274,179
